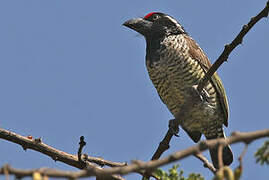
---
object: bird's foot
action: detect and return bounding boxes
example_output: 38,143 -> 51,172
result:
169,119 -> 180,137
191,85 -> 210,103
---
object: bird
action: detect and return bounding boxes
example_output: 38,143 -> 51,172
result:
123,12 -> 233,169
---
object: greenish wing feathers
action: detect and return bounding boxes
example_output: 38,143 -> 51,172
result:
185,35 -> 229,126
211,73 -> 229,126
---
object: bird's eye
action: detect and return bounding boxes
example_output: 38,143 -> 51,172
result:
144,12 -> 161,22
152,14 -> 160,21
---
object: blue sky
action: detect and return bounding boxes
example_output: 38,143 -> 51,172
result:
0,1 -> 268,179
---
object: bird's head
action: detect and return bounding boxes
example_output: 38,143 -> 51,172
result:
123,12 -> 186,39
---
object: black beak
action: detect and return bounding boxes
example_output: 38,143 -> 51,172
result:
123,18 -> 152,35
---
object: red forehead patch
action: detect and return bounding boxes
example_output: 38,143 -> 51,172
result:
144,12 -> 156,19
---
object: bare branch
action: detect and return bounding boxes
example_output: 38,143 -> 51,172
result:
217,144 -> 224,169
81,129 -> 269,177
0,164 -> 126,180
151,128 -> 174,160
0,128 -> 92,169
194,153 -> 216,174
83,155 -> 127,167
0,164 -> 82,179
0,128 -> 125,168
197,0 -> 269,92
1,128 -> 268,178
0,128 -> 125,180
238,144 -> 248,165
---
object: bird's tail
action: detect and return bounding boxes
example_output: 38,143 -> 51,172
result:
205,128 -> 233,169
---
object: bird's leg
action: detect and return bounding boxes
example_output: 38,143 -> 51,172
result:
169,119 -> 180,137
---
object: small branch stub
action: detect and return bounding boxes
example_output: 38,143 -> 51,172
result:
78,136 -> 86,162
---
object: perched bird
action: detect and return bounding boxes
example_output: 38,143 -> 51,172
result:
123,12 -> 233,168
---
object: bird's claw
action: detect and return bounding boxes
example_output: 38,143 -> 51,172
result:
169,119 -> 180,137
191,85 -> 210,103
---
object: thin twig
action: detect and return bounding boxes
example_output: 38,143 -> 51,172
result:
197,0 -> 269,92
142,124 -> 175,179
194,153 -> 216,174
151,128 -> 174,160
83,155 -> 127,167
238,144 -> 248,165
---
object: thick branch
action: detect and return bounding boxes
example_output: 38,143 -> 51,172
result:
197,0 -> 269,92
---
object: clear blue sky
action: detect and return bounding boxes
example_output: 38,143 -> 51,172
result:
0,1 -> 268,179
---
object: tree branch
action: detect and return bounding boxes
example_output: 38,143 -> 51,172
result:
151,128 -> 174,160
218,144 -> 224,169
1,128 -> 268,178
0,164 -> 127,180
83,155 -> 127,168
194,153 -> 216,174
238,144 -> 248,166
80,129 -> 269,177
197,0 -> 269,92
0,164 -> 84,179
0,128 -> 125,180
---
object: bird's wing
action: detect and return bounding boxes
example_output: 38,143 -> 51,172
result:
185,35 -> 229,126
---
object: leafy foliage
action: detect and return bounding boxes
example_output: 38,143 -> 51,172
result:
151,164 -> 244,180
153,165 -> 204,180
255,140 -> 269,165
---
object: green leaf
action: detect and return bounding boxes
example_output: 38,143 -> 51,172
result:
153,164 -> 204,180
255,140 -> 269,165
